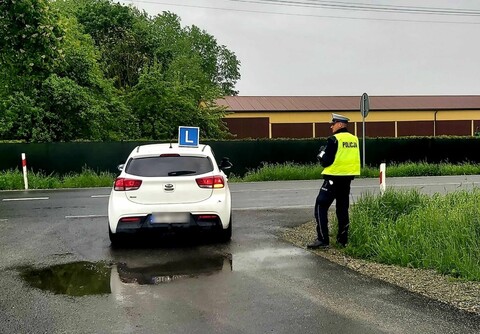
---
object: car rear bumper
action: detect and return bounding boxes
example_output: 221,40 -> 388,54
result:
108,190 -> 231,233
115,213 -> 224,234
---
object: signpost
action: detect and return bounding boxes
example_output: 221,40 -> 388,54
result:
178,126 -> 200,147
360,93 -> 369,168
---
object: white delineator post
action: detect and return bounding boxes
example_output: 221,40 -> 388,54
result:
379,163 -> 386,195
22,153 -> 28,190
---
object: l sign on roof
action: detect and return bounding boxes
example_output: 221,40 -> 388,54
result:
178,126 -> 199,147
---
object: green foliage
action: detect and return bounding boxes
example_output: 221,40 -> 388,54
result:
216,45 -> 241,95
37,73 -> 139,141
40,74 -> 94,140
0,91 -> 47,141
1,0 -> 240,142
55,16 -> 103,88
69,1 -> 240,95
0,0 -> 65,90
128,63 -> 228,140
75,0 -> 151,88
347,189 -> 480,280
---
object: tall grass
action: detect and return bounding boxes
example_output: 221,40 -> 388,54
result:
364,161 -> 480,177
346,188 -> 480,281
232,161 -> 480,181
2,161 -> 480,189
230,162 -> 324,182
0,168 -> 115,190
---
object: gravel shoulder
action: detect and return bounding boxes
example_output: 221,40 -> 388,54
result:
281,221 -> 480,316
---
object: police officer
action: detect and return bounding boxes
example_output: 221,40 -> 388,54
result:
307,113 -> 361,249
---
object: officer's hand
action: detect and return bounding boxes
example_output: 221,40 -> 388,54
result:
317,146 -> 326,161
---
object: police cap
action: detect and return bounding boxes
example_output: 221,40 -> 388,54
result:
331,113 -> 350,124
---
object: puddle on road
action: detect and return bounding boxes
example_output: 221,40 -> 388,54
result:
19,254 -> 232,296
20,261 -> 111,296
116,254 -> 232,285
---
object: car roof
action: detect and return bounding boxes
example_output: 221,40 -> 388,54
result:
129,143 -> 212,158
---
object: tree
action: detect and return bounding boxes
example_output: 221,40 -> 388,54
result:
74,0 -> 152,88
185,25 -> 241,96
68,1 -> 241,95
0,0 -> 65,92
0,91 -> 49,141
0,1 -> 138,142
0,0 -> 240,142
129,62 -> 228,140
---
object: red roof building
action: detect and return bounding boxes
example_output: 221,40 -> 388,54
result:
217,95 -> 480,138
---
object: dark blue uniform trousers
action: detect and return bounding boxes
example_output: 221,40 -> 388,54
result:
314,177 -> 352,246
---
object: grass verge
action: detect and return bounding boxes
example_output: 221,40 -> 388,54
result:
345,188 -> 480,281
230,161 -> 480,182
0,168 -> 115,190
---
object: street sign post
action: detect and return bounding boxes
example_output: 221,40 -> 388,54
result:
360,93 -> 369,168
361,93 -> 369,118
178,126 -> 199,147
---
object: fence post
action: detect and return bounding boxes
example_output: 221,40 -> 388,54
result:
22,153 -> 28,190
379,162 -> 386,195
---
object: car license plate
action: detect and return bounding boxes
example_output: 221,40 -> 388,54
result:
150,212 -> 190,224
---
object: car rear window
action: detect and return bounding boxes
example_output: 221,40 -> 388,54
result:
125,156 -> 214,177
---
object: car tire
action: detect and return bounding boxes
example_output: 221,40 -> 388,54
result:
108,225 -> 123,247
218,214 -> 232,243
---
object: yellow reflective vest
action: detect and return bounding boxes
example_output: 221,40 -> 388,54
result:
322,132 -> 361,176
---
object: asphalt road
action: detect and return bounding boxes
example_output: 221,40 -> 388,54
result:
0,176 -> 479,333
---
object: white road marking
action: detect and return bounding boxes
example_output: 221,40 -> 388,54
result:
234,204 -> 312,211
231,183 -> 477,193
65,214 -> 107,219
231,188 -> 318,193
2,197 -> 49,201
0,219 -> 8,222
91,195 -> 110,198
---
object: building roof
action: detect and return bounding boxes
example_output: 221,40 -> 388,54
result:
216,95 -> 480,112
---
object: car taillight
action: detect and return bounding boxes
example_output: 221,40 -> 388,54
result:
119,217 -> 142,223
114,178 -> 142,191
196,175 -> 225,189
197,215 -> 218,220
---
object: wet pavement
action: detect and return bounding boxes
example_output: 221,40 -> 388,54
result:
0,178 -> 479,333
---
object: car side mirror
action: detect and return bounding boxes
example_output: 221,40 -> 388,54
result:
219,157 -> 233,171
117,164 -> 124,171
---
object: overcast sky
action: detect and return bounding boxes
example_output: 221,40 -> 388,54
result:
121,0 -> 480,97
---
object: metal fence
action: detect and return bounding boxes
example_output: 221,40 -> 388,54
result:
2,137 -> 480,176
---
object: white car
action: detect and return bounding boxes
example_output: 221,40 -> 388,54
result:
108,143 -> 232,245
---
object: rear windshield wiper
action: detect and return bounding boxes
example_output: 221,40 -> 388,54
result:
168,170 -> 196,176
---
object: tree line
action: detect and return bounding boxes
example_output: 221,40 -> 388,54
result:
0,0 -> 241,142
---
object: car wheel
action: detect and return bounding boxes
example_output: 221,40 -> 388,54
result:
108,225 -> 123,247
218,214 -> 232,243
